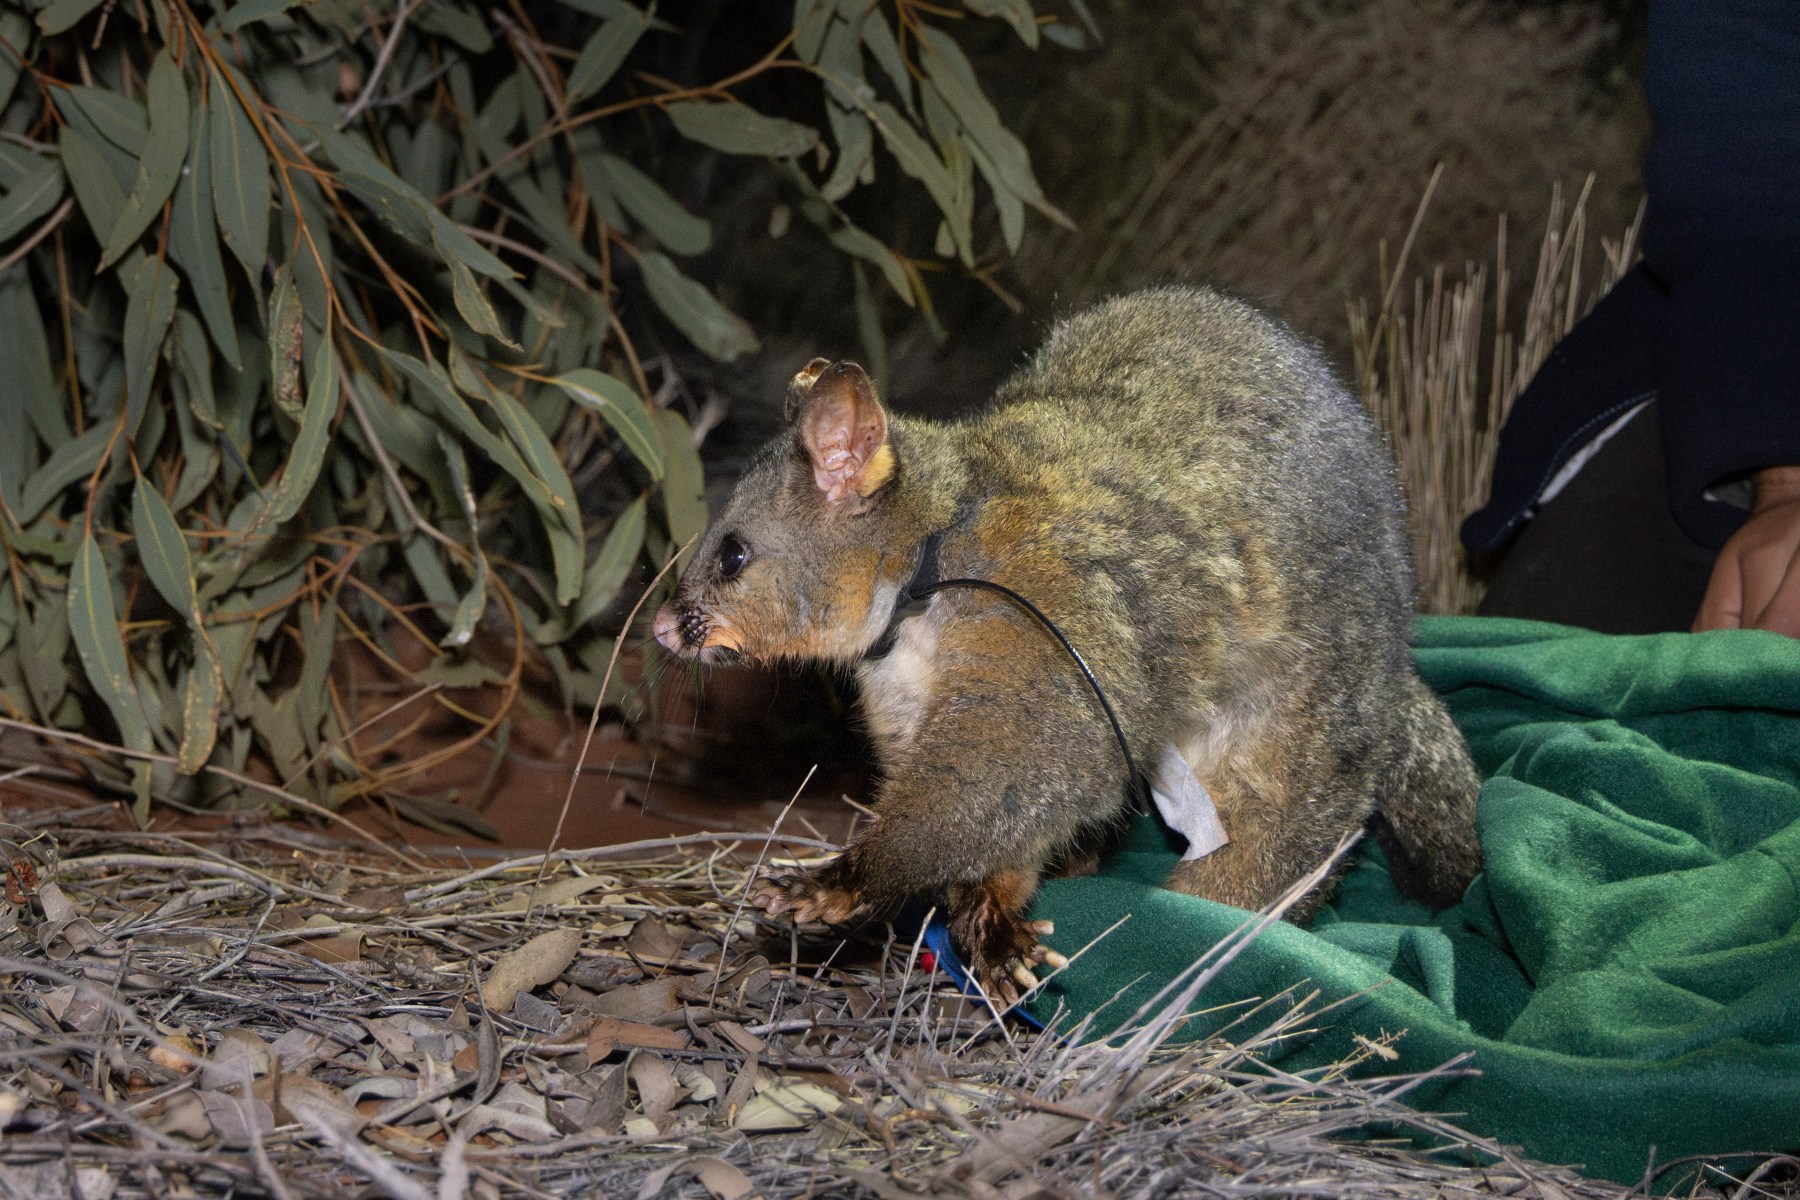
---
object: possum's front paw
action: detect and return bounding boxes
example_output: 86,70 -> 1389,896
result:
948,875 -> 1069,1010
750,865 -> 865,925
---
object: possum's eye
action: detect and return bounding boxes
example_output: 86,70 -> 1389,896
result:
716,535 -> 748,579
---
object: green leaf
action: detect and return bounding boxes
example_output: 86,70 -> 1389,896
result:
18,590 -> 71,724
564,493 -> 645,638
101,51 -> 190,268
963,0 -> 1038,48
132,475 -> 198,620
565,3 -> 652,104
784,162 -> 911,304
639,251 -> 760,363
455,352 -> 583,604
262,333 -> 338,525
386,351 -> 548,505
821,105 -> 873,204
793,0 -> 833,63
552,368 -> 662,479
0,155 -> 64,243
665,101 -> 819,158
863,99 -> 969,261
595,153 -> 710,256
916,28 -> 1069,229
447,256 -> 517,348
61,85 -> 148,159
68,531 -> 153,761
36,0 -> 107,36
177,633 -> 223,775
122,256 -> 180,435
411,0 -> 493,53
654,409 -> 708,571
220,0 -> 304,33
167,92 -> 241,370
59,127 -> 128,251
335,169 -> 435,245
0,269 -> 71,449
0,11 -> 30,115
859,11 -> 913,113
429,209 -> 517,280
208,66 -> 271,281
18,421 -> 113,525
436,432 -> 488,648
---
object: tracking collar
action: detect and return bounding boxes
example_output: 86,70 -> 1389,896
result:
865,527 -> 947,660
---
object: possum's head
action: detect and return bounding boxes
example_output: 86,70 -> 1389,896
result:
654,359 -> 922,667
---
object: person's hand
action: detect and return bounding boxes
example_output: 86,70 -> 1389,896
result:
1694,466 -> 1800,637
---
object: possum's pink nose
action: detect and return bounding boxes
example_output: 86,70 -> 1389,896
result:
653,604 -> 682,652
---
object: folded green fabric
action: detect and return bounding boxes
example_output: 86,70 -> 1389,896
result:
1028,616 -> 1800,1186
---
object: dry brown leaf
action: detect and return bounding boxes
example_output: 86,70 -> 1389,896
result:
591,976 -> 680,1022
496,875 -> 613,912
151,1091 -> 213,1140
586,1017 -> 688,1059
624,917 -> 684,962
479,927 -> 581,1012
713,1020 -> 766,1056
201,1028 -> 275,1090
197,1088 -> 274,1148
276,1073 -> 366,1138
691,1157 -> 759,1200
629,1053 -> 683,1127
732,1080 -> 842,1132
291,913 -> 363,964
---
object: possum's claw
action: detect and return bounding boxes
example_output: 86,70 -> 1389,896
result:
751,866 -> 864,926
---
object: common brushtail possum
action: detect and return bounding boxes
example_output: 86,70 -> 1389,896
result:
653,286 -> 1483,1005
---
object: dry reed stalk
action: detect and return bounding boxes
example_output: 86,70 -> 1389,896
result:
1350,176 -> 1644,615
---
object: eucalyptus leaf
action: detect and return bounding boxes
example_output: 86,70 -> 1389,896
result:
654,408 -> 707,570
61,85 -> 148,159
121,256 -> 180,435
916,28 -> 1070,227
0,270 -> 70,448
68,531 -> 153,761
36,0 -> 107,36
556,492 -> 644,640
665,101 -> 819,159
447,256 -> 517,348
220,0 -> 304,34
18,421 -> 114,525
0,155 -> 64,243
963,0 -> 1038,48
0,10 -> 29,113
552,368 -> 662,479
177,633 -> 223,774
262,334 -> 338,525
794,0 -> 832,63
208,66 -> 271,280
595,154 -> 710,256
132,475 -> 198,620
639,252 -> 760,363
101,51 -> 189,267
168,90 -> 242,370
59,127 -> 127,250
859,11 -> 913,113
565,3 -> 652,104
863,99 -> 969,262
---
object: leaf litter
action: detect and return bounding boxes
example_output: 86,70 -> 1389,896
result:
0,810 -> 1764,1200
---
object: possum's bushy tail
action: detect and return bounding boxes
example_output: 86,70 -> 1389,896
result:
1372,677 -> 1484,908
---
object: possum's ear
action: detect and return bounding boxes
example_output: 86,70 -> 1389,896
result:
796,361 -> 893,505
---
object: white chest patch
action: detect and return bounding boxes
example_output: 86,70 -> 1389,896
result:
857,597 -> 947,753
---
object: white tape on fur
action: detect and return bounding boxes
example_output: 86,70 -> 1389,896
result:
1150,741 -> 1230,861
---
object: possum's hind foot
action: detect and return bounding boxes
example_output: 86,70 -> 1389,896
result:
947,870 -> 1068,1010
750,863 -> 865,925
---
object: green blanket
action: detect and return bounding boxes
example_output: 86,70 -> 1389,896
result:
1027,616 -> 1800,1185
